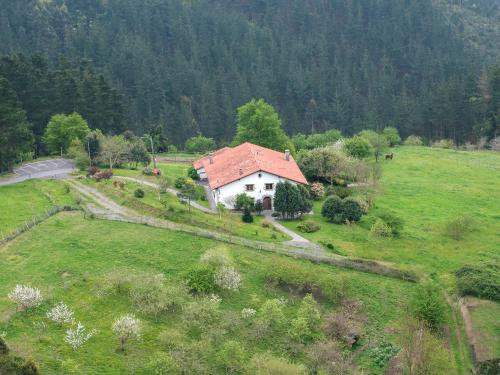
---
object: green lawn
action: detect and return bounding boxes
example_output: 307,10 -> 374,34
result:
81,178 -> 291,243
282,147 -> 500,279
467,297 -> 500,362
0,180 -> 75,237
0,213 -> 417,374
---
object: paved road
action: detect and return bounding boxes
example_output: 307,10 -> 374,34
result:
0,159 -> 75,187
264,211 -> 322,250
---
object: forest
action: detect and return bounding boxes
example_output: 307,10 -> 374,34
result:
0,0 -> 499,154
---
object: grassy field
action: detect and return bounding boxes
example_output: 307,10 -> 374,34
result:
466,297 -> 500,362
0,212 -> 417,374
282,146 -> 500,279
0,180 -> 75,237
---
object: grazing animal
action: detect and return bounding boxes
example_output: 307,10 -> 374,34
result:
385,153 -> 394,160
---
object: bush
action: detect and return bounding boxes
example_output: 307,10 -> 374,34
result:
410,282 -> 447,332
477,358 -> 500,375
185,265 -> 216,294
455,262 -> 500,302
254,199 -> 263,214
376,210 -> 404,236
321,196 -> 344,223
142,166 -> 153,176
134,188 -> 145,198
444,215 -> 476,240
261,220 -> 272,228
187,166 -> 199,180
86,166 -> 100,177
325,185 -> 351,199
404,135 -> 423,146
94,169 -> 113,181
370,219 -> 392,238
235,193 -> 255,211
344,135 -> 374,158
242,208 -> 254,223
174,177 -> 187,189
185,134 -> 216,154
143,352 -> 181,375
341,197 -> 364,222
432,139 -> 454,149
216,340 -> 246,374
0,337 -> 8,355
370,341 -> 400,367
75,152 -> 90,171
383,127 -> 401,146
309,182 -> 325,200
296,221 -> 320,233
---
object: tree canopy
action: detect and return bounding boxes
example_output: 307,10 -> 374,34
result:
43,113 -> 91,155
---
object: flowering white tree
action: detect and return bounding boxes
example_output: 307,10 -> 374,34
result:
241,308 -> 256,319
112,314 -> 142,351
47,302 -> 74,325
215,266 -> 242,291
8,285 -> 43,311
64,322 -> 96,351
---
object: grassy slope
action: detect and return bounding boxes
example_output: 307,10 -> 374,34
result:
282,147 -> 500,277
0,180 -> 75,236
467,297 -> 500,362
0,213 -> 414,374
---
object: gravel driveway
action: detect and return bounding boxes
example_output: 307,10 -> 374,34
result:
0,159 -> 75,186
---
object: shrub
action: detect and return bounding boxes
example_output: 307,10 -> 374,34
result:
112,314 -> 142,351
254,199 -> 263,214
8,285 -> 43,311
235,193 -> 255,211
432,138 -> 454,149
97,268 -> 134,297
216,340 -> 246,373
377,210 -> 404,236
134,188 -> 145,198
242,208 -> 254,223
183,294 -> 222,332
158,328 -> 184,350
174,177 -> 186,189
383,127 -> 401,146
455,262 -> 500,302
215,266 -> 242,291
86,165 -> 100,177
248,352 -> 307,375
185,265 -> 217,294
341,197 -> 364,222
187,166 -> 199,180
65,322 -> 96,351
200,248 -> 231,268
370,219 -> 392,238
309,182 -> 325,200
185,134 -> 216,154
296,221 -> 320,233
142,166 -> 153,176
410,282 -> 447,332
143,352 -> 181,375
370,341 -> 400,368
0,337 -> 8,355
477,358 -> 500,375
344,135 -> 374,158
241,308 -> 256,319
444,215 -> 476,240
288,294 -> 321,343
325,185 -> 351,198
321,196 -> 343,223
47,302 -> 74,325
94,169 -> 113,181
322,299 -> 364,347
404,135 -> 423,146
259,299 -> 286,330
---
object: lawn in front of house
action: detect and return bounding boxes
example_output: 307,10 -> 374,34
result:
81,178 -> 290,243
281,146 -> 500,279
0,212 -> 418,374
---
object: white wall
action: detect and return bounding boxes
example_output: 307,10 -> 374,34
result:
212,171 -> 295,210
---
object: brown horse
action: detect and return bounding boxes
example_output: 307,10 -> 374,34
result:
385,153 -> 394,160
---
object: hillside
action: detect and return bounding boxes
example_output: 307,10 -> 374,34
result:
1,0 -> 496,144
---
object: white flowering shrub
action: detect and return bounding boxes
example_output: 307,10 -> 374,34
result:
64,322 -> 96,351
112,314 -> 142,351
8,285 -> 43,311
47,302 -> 74,325
215,266 -> 242,291
241,308 -> 256,319
200,248 -> 231,268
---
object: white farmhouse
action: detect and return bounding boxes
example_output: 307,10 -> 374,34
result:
193,142 -> 308,210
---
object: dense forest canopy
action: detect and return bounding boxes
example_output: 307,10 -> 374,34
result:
0,0 -> 499,147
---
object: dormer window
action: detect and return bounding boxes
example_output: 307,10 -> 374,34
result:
245,184 -> 255,191
265,183 -> 274,190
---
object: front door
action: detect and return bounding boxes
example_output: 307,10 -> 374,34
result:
263,196 -> 272,211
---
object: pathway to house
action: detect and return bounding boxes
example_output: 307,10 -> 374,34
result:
264,211 -> 315,248
0,159 -> 75,187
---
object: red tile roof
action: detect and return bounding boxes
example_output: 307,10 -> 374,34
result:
194,143 -> 308,189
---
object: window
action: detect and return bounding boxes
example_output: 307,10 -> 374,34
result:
245,184 -> 255,191
265,183 -> 274,190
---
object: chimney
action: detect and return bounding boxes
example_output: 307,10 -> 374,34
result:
285,149 -> 290,161
208,153 -> 214,164
239,168 -> 243,175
